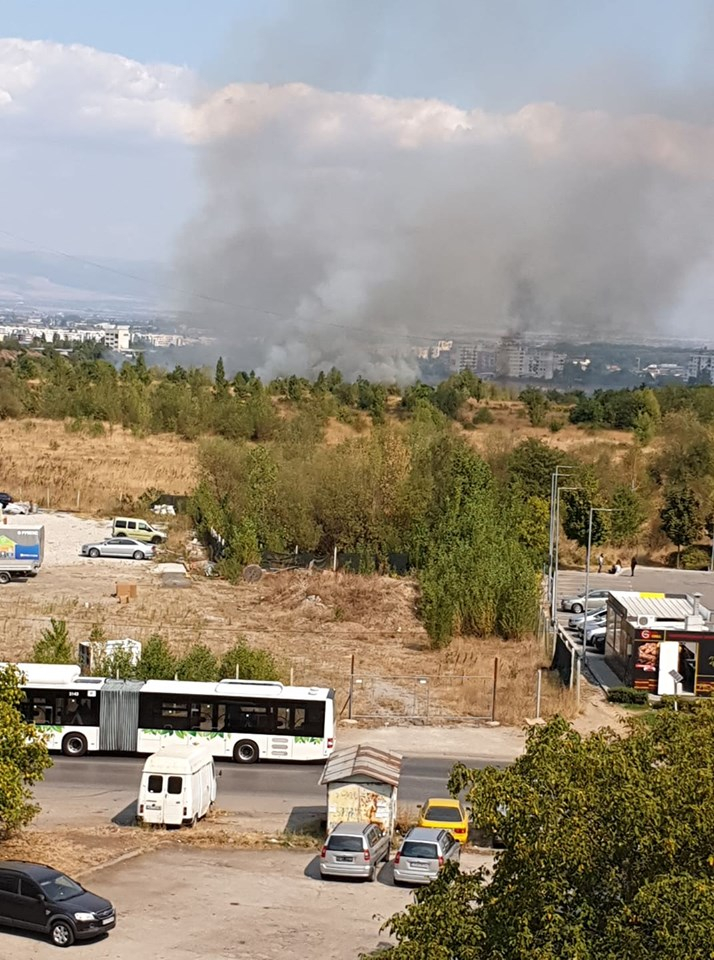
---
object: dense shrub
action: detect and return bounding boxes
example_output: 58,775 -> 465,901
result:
607,687 -> 648,705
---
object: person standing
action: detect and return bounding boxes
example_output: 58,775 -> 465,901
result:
631,555 -> 638,577
597,553 -> 604,574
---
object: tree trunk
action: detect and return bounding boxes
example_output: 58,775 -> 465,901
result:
676,544 -> 681,569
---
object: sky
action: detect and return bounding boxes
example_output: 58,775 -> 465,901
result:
0,1 -> 713,357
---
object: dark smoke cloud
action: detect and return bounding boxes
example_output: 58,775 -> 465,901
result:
175,2 -> 714,379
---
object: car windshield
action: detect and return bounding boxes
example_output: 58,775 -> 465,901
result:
326,836 -> 363,852
39,874 -> 84,901
424,805 -> 462,822
401,841 -> 439,859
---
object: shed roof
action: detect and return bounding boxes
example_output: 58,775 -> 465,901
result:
609,591 -> 710,622
319,744 -> 403,787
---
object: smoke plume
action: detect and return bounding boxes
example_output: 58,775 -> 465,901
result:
175,3 -> 714,379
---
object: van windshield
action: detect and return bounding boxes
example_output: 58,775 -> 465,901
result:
327,836 -> 363,852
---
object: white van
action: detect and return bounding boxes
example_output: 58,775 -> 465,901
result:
137,744 -> 217,827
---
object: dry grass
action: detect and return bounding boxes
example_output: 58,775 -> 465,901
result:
0,419 -> 198,513
3,563 -> 574,725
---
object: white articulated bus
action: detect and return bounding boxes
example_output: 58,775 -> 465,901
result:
12,663 -> 336,763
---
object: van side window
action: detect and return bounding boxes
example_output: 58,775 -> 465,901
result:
0,873 -> 18,893
147,775 -> 163,794
167,776 -> 183,795
115,520 -> 127,529
128,521 -> 137,531
20,878 -> 41,899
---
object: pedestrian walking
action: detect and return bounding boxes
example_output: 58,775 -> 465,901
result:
597,553 -> 604,574
631,555 -> 638,577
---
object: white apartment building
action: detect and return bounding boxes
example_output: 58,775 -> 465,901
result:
102,325 -> 131,351
687,351 -> 714,384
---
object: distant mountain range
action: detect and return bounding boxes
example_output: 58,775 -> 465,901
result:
0,249 -> 168,313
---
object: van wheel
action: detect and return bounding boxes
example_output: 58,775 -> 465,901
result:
151,536 -> 162,545
115,532 -> 127,537
50,920 -> 75,947
0,571 -> 11,585
233,740 -> 259,764
62,733 -> 88,757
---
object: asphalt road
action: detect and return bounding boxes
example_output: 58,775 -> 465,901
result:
33,753 -> 505,831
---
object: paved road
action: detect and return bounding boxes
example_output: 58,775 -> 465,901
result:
34,753 -> 506,831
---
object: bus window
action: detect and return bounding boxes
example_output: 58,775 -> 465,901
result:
189,702 -> 215,731
33,702 -> 54,725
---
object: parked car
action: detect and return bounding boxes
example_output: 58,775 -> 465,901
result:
0,860 -> 115,947
112,517 -> 167,544
573,626 -> 607,654
417,797 -> 469,843
0,493 -> 13,508
393,827 -> 461,886
575,615 -> 606,636
81,538 -> 156,561
568,607 -> 606,628
560,589 -> 611,613
319,822 -> 390,882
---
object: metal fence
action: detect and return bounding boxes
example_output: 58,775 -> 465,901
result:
342,660 -> 499,722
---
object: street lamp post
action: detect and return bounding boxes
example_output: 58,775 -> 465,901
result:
583,507 -> 618,664
551,485 -> 580,625
548,466 -> 576,605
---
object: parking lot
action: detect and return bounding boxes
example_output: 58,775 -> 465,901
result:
0,847 -> 493,960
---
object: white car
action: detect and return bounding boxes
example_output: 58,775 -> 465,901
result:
81,538 -> 156,561
568,607 -> 606,628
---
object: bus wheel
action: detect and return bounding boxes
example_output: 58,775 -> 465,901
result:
62,733 -> 88,757
233,740 -> 259,764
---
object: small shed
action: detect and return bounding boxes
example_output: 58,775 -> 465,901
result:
319,744 -> 403,837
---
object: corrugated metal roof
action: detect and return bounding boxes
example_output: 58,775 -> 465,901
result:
320,744 -> 403,787
610,591 -> 710,622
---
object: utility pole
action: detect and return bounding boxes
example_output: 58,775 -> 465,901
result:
583,507 -> 617,664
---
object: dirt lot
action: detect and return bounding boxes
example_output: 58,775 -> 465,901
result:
0,846 -> 493,960
0,509 -> 574,724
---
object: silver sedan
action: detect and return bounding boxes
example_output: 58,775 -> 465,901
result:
81,538 -> 156,561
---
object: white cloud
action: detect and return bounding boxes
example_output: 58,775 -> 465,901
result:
0,38 -> 195,141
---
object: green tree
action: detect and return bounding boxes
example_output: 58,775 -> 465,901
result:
219,639 -> 281,681
609,484 -> 647,546
562,488 -> 608,548
507,439 -> 563,499
0,665 -> 52,836
660,486 -> 701,567
177,642 -> 219,682
31,619 -> 74,664
374,709 -> 714,960
137,634 -> 177,680
214,356 -> 227,390
519,387 -> 549,426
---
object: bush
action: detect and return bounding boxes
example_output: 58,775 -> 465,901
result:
548,418 -> 564,433
666,545 -> 711,570
219,640 -> 281,681
31,619 -> 74,664
177,642 -> 219,682
606,686 -> 648,705
472,407 -> 494,425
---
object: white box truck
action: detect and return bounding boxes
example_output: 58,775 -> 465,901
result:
0,524 -> 44,584
137,744 -> 217,828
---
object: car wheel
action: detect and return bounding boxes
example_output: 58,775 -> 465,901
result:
50,920 -> 75,947
62,733 -> 88,757
0,571 -> 11,585
88,548 -> 100,559
233,740 -> 259,764
571,603 -> 583,614
133,550 -> 145,560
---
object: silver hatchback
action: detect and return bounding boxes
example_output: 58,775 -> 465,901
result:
393,827 -> 461,886
319,822 -> 390,882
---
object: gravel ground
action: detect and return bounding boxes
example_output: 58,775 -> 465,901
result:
1,511 -> 150,569
0,847 -> 493,959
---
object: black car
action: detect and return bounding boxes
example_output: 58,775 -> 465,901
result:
0,493 -> 13,508
0,861 -> 115,947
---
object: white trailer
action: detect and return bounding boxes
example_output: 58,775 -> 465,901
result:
137,744 -> 217,827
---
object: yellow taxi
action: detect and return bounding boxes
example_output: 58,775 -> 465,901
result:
417,797 -> 469,843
